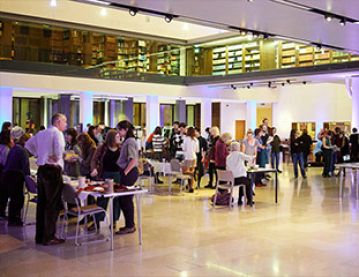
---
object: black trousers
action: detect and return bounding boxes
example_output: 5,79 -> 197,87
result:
195,154 -> 204,188
208,162 -> 217,186
118,167 -> 139,228
235,176 -> 252,205
0,170 -> 25,223
36,165 -> 63,244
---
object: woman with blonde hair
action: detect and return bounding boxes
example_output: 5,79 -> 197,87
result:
215,132 -> 232,176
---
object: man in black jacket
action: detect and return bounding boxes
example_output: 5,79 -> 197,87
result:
350,128 -> 359,162
300,129 -> 313,168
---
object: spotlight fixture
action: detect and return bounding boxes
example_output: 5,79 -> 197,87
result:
164,14 -> 173,23
247,85 -> 251,89
231,84 -> 237,90
340,19 -> 346,26
325,15 -> 333,22
303,81 -> 307,85
247,0 -> 254,2
263,33 -> 269,39
250,82 -> 254,86
253,32 -> 259,39
240,30 -> 247,36
281,83 -> 285,87
129,8 -> 138,16
268,82 -> 272,88
286,79 -> 291,84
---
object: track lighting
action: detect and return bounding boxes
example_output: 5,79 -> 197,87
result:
325,15 -> 332,22
286,79 -> 291,84
340,19 -> 346,26
129,8 -> 138,16
268,82 -> 272,88
247,85 -> 251,89
303,81 -> 307,85
281,83 -> 285,87
263,33 -> 269,39
231,84 -> 237,90
250,82 -> 253,86
164,14 -> 173,23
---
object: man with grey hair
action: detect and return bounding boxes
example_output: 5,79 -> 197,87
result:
26,113 -> 67,245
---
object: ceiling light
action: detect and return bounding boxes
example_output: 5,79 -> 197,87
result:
281,83 -> 285,87
303,81 -> 307,85
129,8 -> 138,16
50,0 -> 57,7
247,85 -> 251,89
247,0 -> 254,2
340,19 -> 346,26
85,0 -> 110,5
240,30 -> 247,36
268,82 -> 272,88
286,79 -> 291,84
231,84 -> 237,90
182,23 -> 189,31
250,82 -> 253,86
164,15 -> 173,23
325,15 -> 333,22
100,8 -> 107,16
263,33 -> 269,39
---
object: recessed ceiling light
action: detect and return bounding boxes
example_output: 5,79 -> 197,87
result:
50,0 -> 57,7
164,15 -> 173,23
182,23 -> 189,31
100,8 -> 107,16
240,30 -> 247,36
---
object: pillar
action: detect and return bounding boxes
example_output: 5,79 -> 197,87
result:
246,100 -> 257,131
0,87 -> 13,127
175,99 -> 186,123
109,99 -> 116,128
124,97 -> 134,123
201,98 -> 212,133
104,99 -> 109,127
59,94 -> 71,124
40,96 -> 48,127
352,77 -> 359,129
146,96 -> 159,137
80,91 -> 93,126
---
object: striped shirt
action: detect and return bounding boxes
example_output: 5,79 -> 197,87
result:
152,135 -> 165,152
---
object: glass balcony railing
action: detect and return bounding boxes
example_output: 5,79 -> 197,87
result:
0,17 -> 358,80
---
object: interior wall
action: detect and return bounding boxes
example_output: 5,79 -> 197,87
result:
220,102 -> 247,136
272,83 -> 352,138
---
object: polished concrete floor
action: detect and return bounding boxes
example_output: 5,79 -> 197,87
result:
1,166 -> 359,276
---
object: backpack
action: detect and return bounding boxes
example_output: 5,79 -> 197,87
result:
211,190 -> 232,205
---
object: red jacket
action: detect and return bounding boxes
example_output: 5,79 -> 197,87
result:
215,138 -> 228,168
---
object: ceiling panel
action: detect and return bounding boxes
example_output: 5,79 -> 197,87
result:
290,0 -> 359,20
109,0 -> 359,53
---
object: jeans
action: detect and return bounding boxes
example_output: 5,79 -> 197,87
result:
271,151 -> 280,170
292,153 -> 306,177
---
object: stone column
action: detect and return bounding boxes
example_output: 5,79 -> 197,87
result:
201,98 -> 212,133
246,100 -> 257,131
0,87 -> 13,127
175,99 -> 186,123
146,96 -> 159,137
80,91 -> 93,126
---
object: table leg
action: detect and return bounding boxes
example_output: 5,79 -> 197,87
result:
275,171 -> 278,203
109,196 -> 114,251
339,168 -> 343,199
135,194 -> 142,245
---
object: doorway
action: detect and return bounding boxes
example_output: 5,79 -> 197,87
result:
235,120 -> 246,140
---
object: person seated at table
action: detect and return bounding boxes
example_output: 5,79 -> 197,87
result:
226,142 -> 254,206
115,120 -> 139,235
1,128 -> 31,226
181,127 -> 199,193
138,158 -> 162,184
90,129 -> 121,230
77,133 -> 96,178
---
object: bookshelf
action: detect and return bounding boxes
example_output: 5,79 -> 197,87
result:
156,44 -> 180,75
117,39 -> 149,73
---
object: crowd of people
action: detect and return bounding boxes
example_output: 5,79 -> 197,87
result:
1,113 -> 359,245
0,114 -> 139,245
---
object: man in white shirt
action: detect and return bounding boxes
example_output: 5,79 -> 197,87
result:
226,142 -> 254,206
26,113 -> 67,245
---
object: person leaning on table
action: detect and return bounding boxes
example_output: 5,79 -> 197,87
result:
25,113 -> 67,246
226,142 -> 255,206
115,120 -> 139,235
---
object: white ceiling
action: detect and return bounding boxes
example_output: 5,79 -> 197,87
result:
0,0 -> 230,42
108,0 -> 359,53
